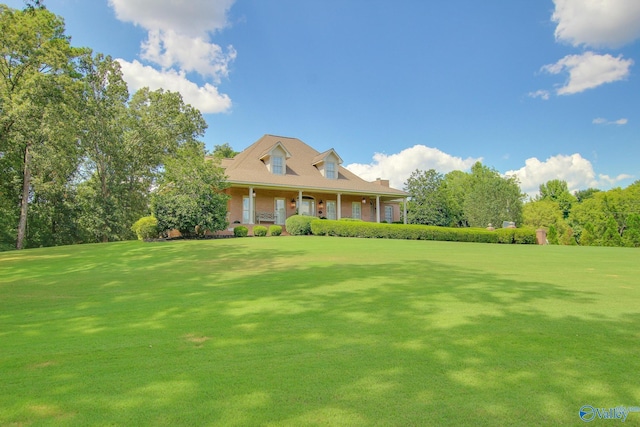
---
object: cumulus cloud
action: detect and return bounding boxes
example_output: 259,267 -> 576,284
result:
552,0 -> 640,48
505,153 -> 632,197
345,145 -> 481,190
108,0 -> 235,37
141,30 -> 237,81
117,59 -> 232,114
108,0 -> 236,112
541,52 -> 633,95
593,117 -> 628,125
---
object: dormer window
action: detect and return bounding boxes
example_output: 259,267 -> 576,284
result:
260,141 -> 291,175
312,148 -> 343,180
326,161 -> 336,179
272,155 -> 284,175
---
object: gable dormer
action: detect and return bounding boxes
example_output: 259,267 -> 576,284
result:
312,149 -> 343,180
259,141 -> 292,175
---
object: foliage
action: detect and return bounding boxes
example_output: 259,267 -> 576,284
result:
152,143 -> 229,237
537,179 -> 576,219
253,225 -> 267,237
404,169 -> 451,226
268,225 -> 282,236
285,214 -> 315,235
405,163 -> 524,230
210,142 -> 238,159
0,4 -> 84,249
233,225 -> 248,237
131,216 -> 159,241
310,219 -> 537,244
463,163 -> 524,228
568,182 -> 640,247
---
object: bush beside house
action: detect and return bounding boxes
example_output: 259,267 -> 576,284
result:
285,215 -> 315,235
310,219 -> 537,244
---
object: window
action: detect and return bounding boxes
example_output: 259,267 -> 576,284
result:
300,198 -> 315,216
352,202 -> 361,220
326,201 -> 337,220
326,162 -> 336,179
275,198 -> 286,225
242,197 -> 250,223
272,156 -> 283,175
385,206 -> 393,223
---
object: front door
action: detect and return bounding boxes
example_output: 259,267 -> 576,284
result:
275,198 -> 286,225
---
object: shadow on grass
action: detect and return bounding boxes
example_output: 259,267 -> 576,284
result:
1,242 -> 639,426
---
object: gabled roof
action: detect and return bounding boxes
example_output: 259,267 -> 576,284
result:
259,141 -> 292,160
312,149 -> 343,166
220,134 -> 408,197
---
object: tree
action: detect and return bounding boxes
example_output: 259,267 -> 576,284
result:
574,188 -> 600,203
210,143 -> 238,159
442,170 -> 470,227
537,179 -> 575,219
463,162 -> 524,228
0,4 -> 82,249
75,52 -> 131,242
74,55 -> 208,242
152,143 -> 229,237
404,169 -> 451,226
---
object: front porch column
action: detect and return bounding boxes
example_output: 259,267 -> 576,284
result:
248,187 -> 255,224
404,197 -> 408,224
298,190 -> 303,214
337,193 -> 342,220
376,195 -> 380,223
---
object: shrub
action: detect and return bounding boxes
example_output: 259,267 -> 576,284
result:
269,225 -> 282,236
309,219 -> 537,244
253,225 -> 268,237
131,216 -> 159,240
234,226 -> 248,237
285,215 -> 315,235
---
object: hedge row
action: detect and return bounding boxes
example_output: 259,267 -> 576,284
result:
310,219 -> 537,244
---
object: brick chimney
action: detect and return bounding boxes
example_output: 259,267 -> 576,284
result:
373,178 -> 389,187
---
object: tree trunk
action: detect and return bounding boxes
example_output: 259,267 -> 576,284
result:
16,144 -> 32,250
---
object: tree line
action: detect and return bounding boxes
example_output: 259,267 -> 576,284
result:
404,166 -> 640,247
1,4 -> 228,250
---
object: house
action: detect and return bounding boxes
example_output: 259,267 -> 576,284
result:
216,134 -> 408,232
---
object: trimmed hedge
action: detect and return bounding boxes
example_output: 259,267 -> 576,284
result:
253,225 -> 268,237
285,215 -> 316,235
131,216 -> 159,240
310,219 -> 537,244
269,225 -> 282,236
233,226 -> 248,237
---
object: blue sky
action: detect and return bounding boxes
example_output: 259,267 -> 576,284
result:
5,0 -> 640,196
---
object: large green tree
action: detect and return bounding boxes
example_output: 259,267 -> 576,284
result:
152,143 -> 229,237
0,4 -> 82,249
74,54 -> 208,243
404,169 -> 451,226
463,162 -> 524,228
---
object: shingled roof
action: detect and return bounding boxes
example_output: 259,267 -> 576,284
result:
219,134 -> 407,197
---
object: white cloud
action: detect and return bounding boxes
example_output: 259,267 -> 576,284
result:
528,90 -> 551,100
345,145 -> 481,190
108,0 -> 235,37
108,0 -> 237,112
117,59 -> 232,114
141,30 -> 237,80
593,117 -> 628,125
541,52 -> 633,95
505,153 -> 632,197
552,0 -> 640,48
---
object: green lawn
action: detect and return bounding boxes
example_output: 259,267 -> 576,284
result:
1,237 -> 639,426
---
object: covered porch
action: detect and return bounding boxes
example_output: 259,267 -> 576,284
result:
225,185 -> 407,227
